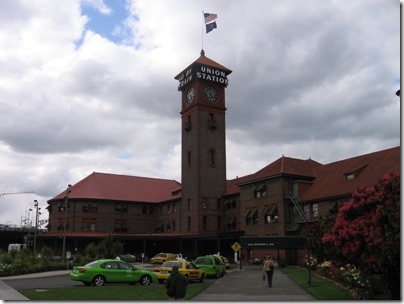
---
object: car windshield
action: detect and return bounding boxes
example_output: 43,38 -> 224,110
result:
195,258 -> 213,265
155,253 -> 166,257
162,261 -> 180,268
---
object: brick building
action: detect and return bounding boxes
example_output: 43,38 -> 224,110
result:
42,52 -> 400,263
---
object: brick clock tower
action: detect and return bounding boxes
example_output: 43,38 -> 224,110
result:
175,50 -> 232,234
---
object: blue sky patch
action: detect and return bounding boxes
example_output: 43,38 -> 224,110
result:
81,0 -> 129,44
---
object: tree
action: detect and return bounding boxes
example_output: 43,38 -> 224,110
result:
302,216 -> 337,263
322,173 -> 400,299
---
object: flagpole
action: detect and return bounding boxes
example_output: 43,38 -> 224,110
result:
201,11 -> 204,52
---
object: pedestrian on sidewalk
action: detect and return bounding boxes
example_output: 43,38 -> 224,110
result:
165,264 -> 188,300
262,254 -> 275,287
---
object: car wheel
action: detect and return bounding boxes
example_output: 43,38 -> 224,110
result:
216,271 -> 220,278
199,273 -> 205,283
140,275 -> 152,285
93,275 -> 105,287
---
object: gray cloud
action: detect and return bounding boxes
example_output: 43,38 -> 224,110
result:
0,0 -> 399,225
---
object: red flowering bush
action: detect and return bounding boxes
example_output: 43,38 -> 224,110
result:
322,173 -> 400,299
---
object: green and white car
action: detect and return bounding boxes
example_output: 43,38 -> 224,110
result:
70,259 -> 157,286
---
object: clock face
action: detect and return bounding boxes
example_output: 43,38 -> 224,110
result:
186,87 -> 196,103
203,86 -> 218,103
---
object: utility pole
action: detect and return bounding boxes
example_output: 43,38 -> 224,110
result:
33,200 -> 41,252
62,185 -> 72,262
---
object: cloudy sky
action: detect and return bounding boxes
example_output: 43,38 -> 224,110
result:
0,0 -> 400,226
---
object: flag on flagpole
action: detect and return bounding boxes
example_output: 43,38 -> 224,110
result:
204,13 -> 217,24
206,21 -> 217,34
204,12 -> 218,34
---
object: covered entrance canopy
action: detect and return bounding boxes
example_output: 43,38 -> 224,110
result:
239,236 -> 305,249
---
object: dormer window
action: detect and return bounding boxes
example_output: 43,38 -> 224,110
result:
343,164 -> 367,181
344,173 -> 355,180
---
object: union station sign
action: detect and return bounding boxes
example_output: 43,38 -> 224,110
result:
177,64 -> 229,90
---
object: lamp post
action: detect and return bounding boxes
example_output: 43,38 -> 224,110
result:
62,184 -> 72,262
33,200 -> 41,252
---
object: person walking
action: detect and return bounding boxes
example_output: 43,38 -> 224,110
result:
165,264 -> 189,300
262,254 -> 275,287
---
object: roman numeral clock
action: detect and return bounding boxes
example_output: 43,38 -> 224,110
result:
175,50 -> 232,234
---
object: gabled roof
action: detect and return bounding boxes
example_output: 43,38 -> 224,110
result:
300,146 -> 400,202
224,157 -> 320,196
224,146 -> 400,199
48,172 -> 181,203
252,156 -> 321,180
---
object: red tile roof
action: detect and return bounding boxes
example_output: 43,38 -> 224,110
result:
49,172 -> 181,203
300,146 -> 400,201
253,156 -> 321,179
225,146 -> 400,200
225,157 -> 321,195
175,51 -> 232,80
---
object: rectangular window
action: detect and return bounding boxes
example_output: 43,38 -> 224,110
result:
264,204 -> 278,224
188,150 -> 191,167
167,204 -> 171,213
81,222 -> 88,231
209,149 -> 215,166
217,216 -> 221,230
254,184 -> 267,198
185,115 -> 192,131
187,217 -> 191,231
142,206 -> 148,214
187,199 -> 191,210
149,206 -> 154,215
173,203 -> 176,213
203,216 -> 207,231
313,203 -> 318,218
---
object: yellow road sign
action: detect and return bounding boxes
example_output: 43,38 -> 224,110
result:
231,241 -> 241,252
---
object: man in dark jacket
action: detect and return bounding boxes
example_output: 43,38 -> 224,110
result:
165,264 -> 189,300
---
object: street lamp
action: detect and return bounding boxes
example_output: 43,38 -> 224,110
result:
33,200 -> 41,252
62,184 -> 72,262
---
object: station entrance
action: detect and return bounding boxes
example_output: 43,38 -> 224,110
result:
239,236 -> 306,266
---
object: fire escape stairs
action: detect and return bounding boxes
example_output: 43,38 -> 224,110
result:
289,192 -> 307,223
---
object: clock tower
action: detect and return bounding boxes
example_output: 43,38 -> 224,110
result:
175,50 -> 232,234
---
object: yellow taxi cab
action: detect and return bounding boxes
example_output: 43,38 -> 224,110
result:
149,253 -> 176,264
154,260 -> 205,283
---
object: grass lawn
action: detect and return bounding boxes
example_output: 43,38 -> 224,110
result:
19,282 -> 213,301
280,266 -> 353,300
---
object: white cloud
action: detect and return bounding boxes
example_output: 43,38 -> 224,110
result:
0,0 -> 399,225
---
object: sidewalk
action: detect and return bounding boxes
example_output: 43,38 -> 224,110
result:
0,270 -> 70,301
0,265 -> 316,301
192,264 -> 316,301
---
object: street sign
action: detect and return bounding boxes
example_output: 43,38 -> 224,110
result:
231,241 -> 241,252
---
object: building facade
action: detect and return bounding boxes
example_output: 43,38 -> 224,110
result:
41,52 -> 400,263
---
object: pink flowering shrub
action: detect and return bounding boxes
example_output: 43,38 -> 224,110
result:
322,173 -> 400,299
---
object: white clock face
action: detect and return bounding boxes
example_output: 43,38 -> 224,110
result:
186,87 -> 196,103
203,86 -> 218,102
